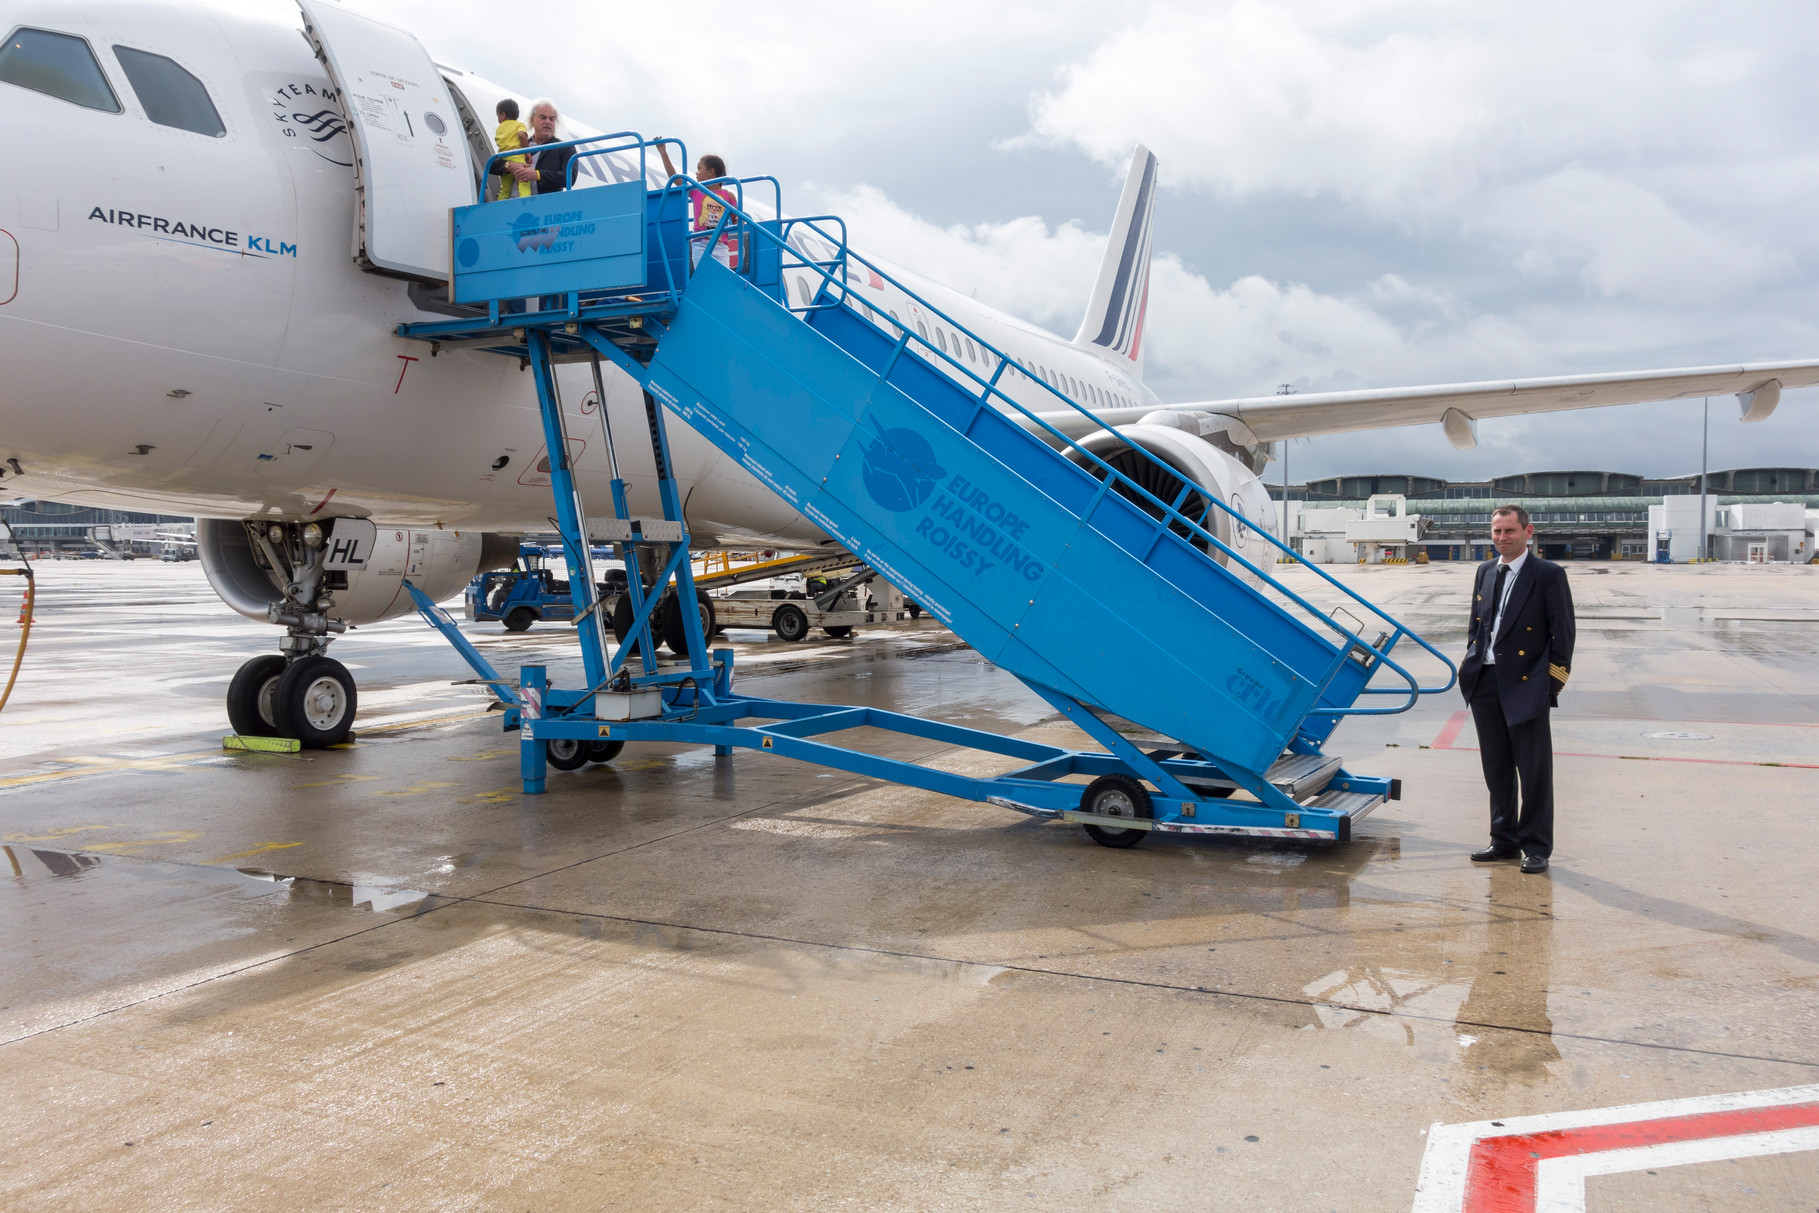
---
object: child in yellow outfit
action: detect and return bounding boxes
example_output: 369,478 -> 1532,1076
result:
492,98 -> 532,201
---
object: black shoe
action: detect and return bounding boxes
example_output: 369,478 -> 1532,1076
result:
1520,854 -> 1549,874
1471,847 -> 1519,862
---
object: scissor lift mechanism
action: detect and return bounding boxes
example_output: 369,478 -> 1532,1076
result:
396,133 -> 1455,845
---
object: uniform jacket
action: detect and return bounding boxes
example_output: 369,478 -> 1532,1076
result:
1458,555 -> 1575,725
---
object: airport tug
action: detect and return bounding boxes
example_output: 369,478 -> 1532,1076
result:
395,133 -> 1456,847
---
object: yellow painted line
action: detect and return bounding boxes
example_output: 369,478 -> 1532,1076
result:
208,841 -> 304,864
77,830 -> 203,855
0,751 -> 227,789
356,709 -> 492,735
374,780 -> 460,797
5,824 -> 114,843
291,774 -> 381,789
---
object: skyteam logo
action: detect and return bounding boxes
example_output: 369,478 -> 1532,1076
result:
861,424 -> 946,512
513,211 -> 555,254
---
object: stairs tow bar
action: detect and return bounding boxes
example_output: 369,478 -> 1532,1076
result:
397,132 -> 1457,846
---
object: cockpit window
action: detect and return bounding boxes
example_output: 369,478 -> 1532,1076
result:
113,46 -> 223,137
0,27 -> 121,112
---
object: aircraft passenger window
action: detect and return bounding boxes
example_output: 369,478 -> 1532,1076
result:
964,337 -> 977,363
113,46 -> 223,136
935,328 -> 948,355
0,27 -> 121,112
916,320 -> 928,342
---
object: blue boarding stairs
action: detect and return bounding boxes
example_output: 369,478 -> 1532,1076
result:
396,133 -> 1456,847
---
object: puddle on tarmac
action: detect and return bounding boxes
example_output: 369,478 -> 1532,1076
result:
5,845 -> 435,915
234,868 -> 436,914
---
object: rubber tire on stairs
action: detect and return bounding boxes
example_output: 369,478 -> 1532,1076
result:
1079,774 -> 1151,848
546,738 -> 589,771
226,654 -> 286,737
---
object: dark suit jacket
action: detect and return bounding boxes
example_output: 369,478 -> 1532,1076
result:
491,141 -> 574,195
1458,555 -> 1575,725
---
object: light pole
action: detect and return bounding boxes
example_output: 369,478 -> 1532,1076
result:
1699,397 -> 1709,561
1276,383 -> 1297,548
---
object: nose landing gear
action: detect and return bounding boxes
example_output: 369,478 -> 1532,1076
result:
223,519 -> 359,749
227,651 -> 358,748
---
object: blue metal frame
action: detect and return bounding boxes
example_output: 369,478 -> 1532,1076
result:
393,135 -> 1447,844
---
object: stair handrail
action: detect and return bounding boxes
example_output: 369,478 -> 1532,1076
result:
477,131 -> 684,204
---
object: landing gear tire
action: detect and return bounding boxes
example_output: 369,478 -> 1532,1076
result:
546,738 -> 590,771
822,625 -> 854,639
502,607 -> 535,632
226,655 -> 286,737
272,655 -> 357,749
613,591 -> 668,661
663,591 -> 717,657
1080,774 -> 1151,849
586,740 -> 625,764
773,603 -> 810,643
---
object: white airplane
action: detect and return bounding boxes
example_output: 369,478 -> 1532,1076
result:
2,0 -> 1814,747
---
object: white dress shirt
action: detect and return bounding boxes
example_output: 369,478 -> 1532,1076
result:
1482,550 -> 1528,666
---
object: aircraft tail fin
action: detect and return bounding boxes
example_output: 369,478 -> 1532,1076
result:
1072,144 -> 1157,380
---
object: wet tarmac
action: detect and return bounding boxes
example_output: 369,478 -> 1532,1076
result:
2,560 -> 1816,1210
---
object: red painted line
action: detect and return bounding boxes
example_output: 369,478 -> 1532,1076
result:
307,487 -> 337,515
1432,710 -> 1468,750
1464,1100 -> 1819,1212
394,353 -> 419,393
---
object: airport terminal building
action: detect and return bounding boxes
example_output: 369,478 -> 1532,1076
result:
1268,468 -> 1819,563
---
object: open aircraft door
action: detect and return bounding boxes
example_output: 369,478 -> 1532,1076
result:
298,1 -> 469,281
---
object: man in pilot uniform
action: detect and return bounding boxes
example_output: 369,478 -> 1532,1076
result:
1458,505 -> 1575,873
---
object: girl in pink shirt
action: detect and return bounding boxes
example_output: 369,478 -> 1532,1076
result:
658,143 -> 739,271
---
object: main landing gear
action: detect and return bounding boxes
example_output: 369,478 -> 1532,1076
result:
224,520 -> 359,748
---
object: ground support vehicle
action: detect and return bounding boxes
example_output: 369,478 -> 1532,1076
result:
466,545 -> 625,632
710,574 -> 916,642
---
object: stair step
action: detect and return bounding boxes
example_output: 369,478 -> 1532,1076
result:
1180,751 -> 1342,799
1303,788 -> 1385,819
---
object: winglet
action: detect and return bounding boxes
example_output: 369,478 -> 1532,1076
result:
1072,144 -> 1158,380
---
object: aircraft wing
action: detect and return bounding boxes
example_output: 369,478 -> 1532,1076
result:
1035,358 -> 1819,449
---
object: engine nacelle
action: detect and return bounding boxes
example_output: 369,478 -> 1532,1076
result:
198,517 -> 516,626
1066,423 -> 1280,567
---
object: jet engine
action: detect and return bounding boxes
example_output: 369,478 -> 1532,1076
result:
198,517 -> 517,627
1064,420 -> 1280,568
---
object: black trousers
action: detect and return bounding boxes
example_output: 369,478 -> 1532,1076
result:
1469,673 -> 1554,857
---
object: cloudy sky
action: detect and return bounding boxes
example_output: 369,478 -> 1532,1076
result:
372,0 -> 1819,483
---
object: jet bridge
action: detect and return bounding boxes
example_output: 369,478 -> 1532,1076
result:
395,132 -> 1456,846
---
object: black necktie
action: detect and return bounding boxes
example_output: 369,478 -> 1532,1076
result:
1488,563 -> 1509,644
